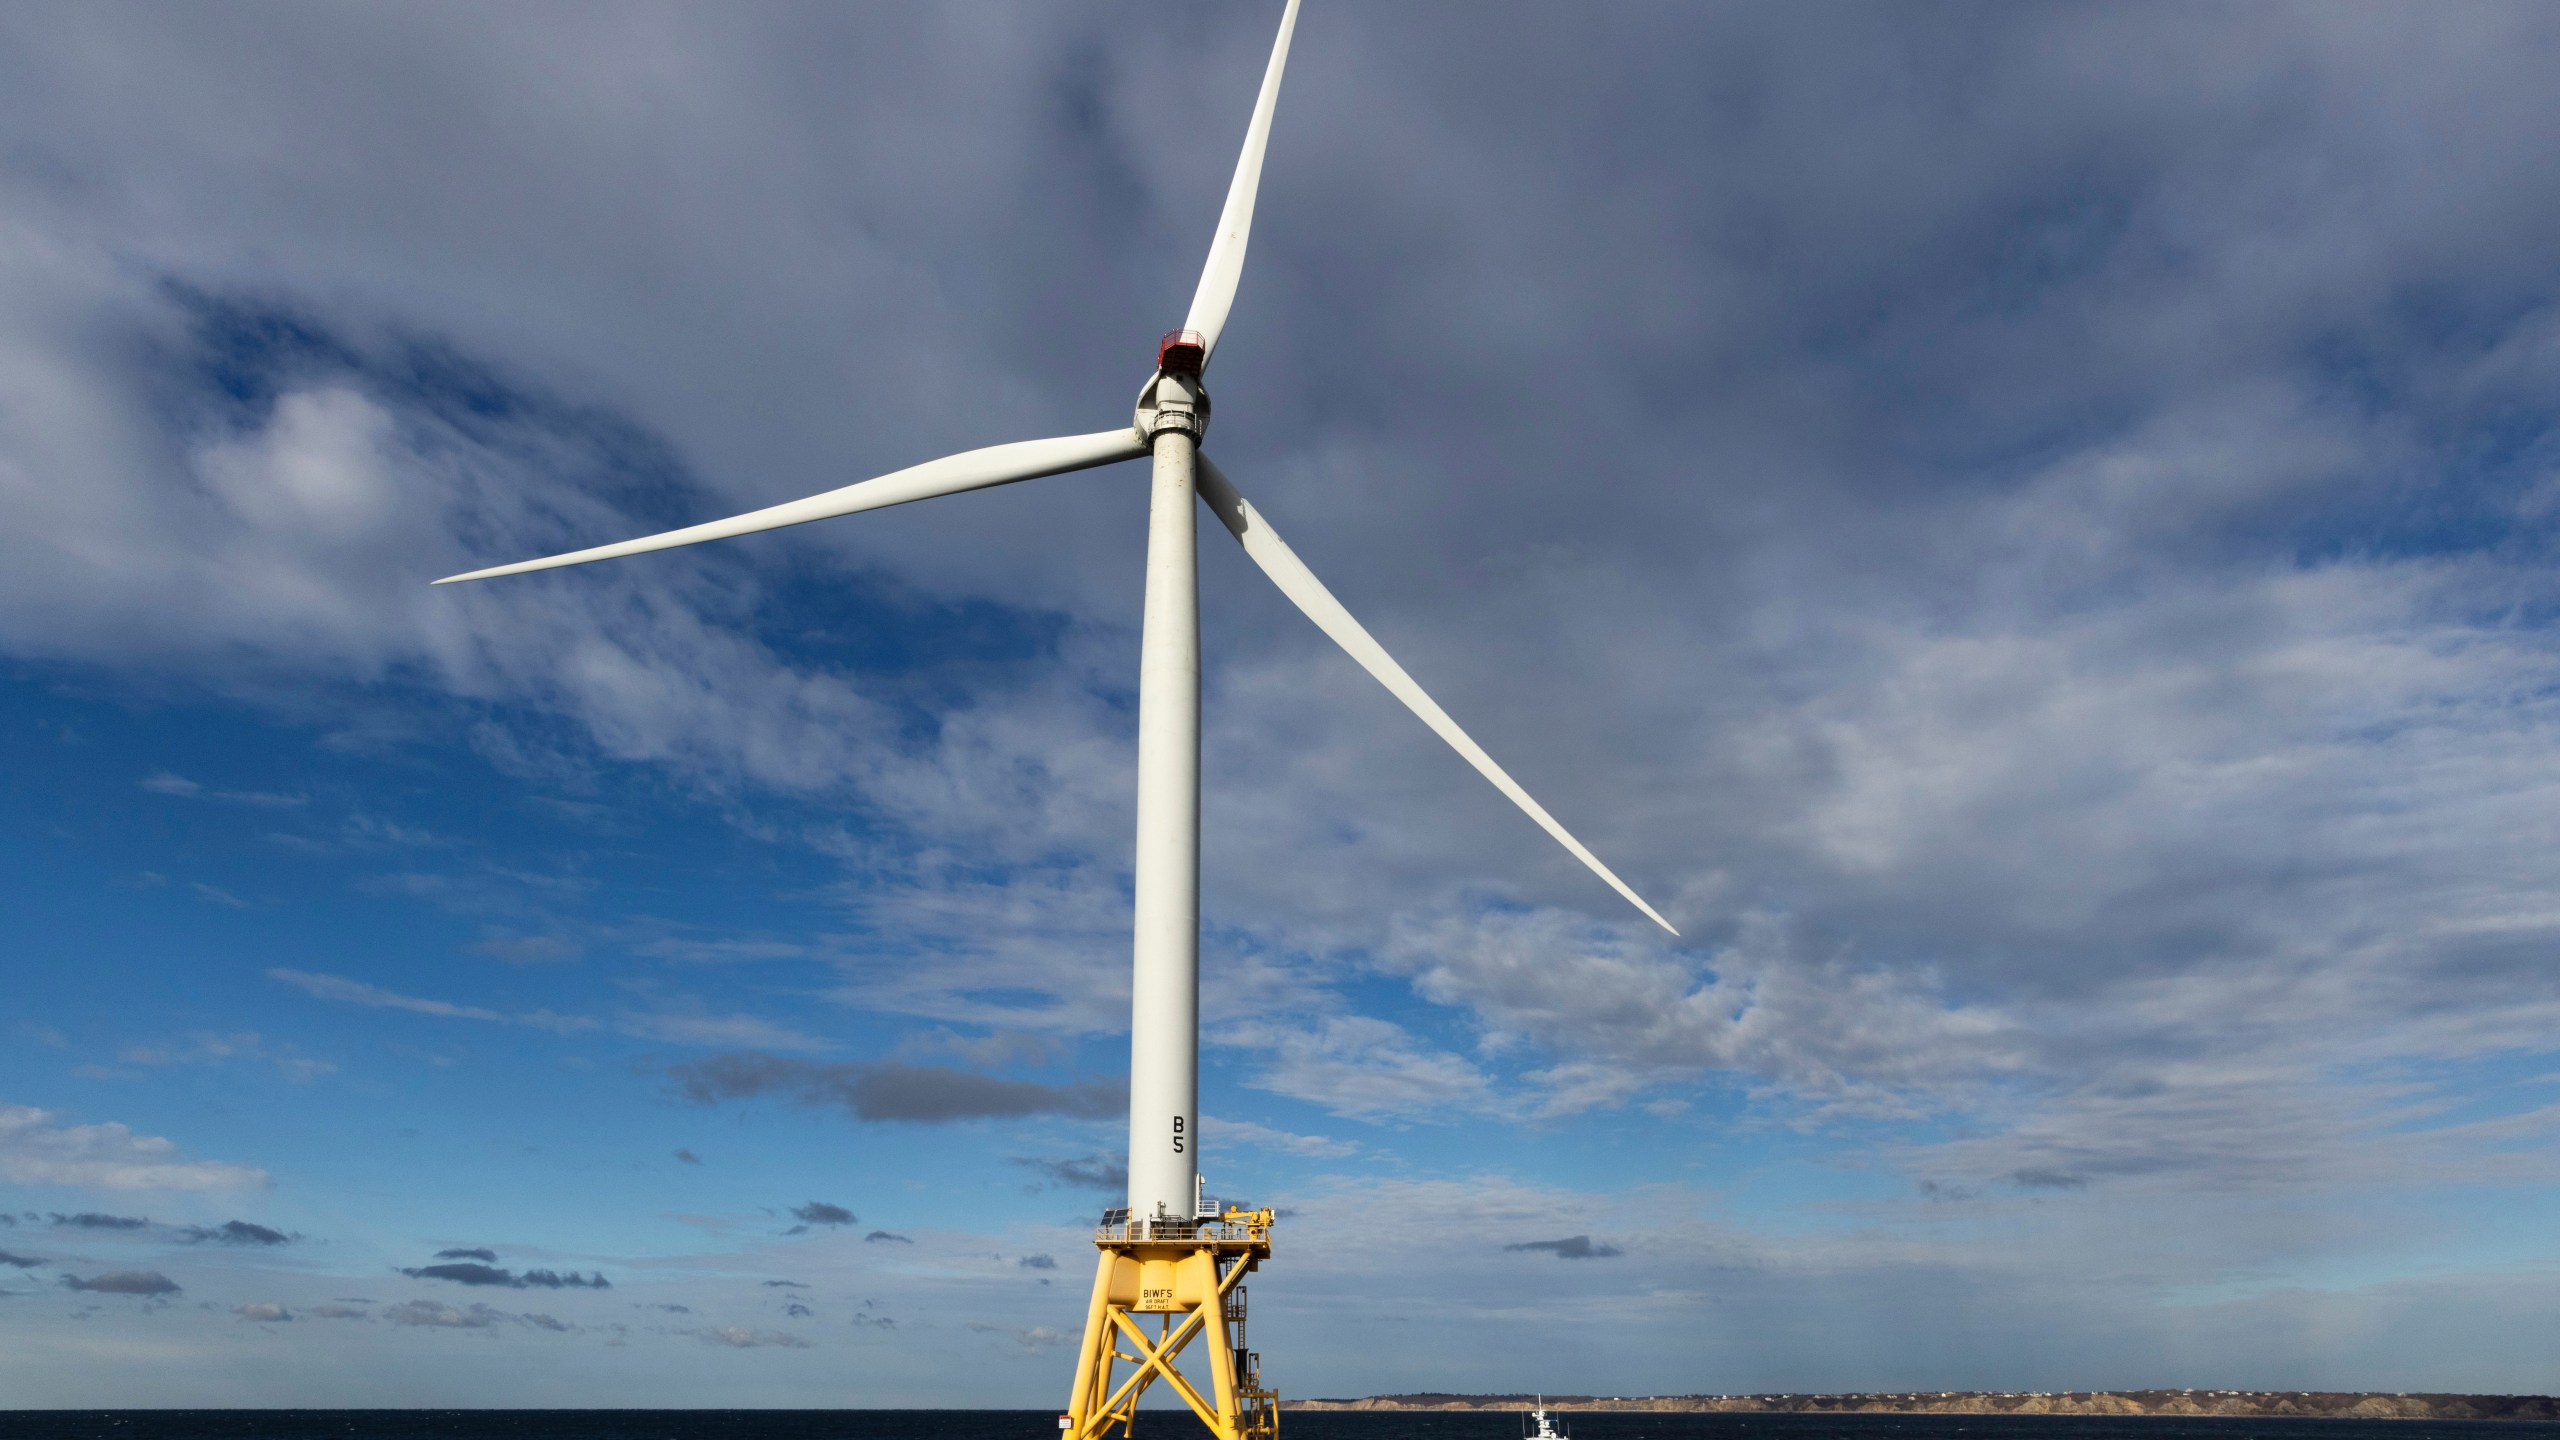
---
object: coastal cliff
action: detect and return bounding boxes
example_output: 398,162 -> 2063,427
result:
1287,1391 -> 2560,1421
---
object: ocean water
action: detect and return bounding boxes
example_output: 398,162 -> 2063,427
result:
7,1414 -> 2558,1440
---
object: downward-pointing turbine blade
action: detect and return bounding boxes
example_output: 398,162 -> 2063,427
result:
1182,0 -> 1301,368
433,430 -> 1144,585
1196,457 -> 1679,936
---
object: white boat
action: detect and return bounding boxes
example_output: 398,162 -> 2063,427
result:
1527,1397 -> 1569,1440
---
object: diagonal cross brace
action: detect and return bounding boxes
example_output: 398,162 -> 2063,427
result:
1109,1309 -> 1222,1429
1089,1256 -> 1254,1432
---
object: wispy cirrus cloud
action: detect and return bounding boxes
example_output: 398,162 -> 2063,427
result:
116,1031 -> 334,1084
1201,1115 -> 1356,1159
266,969 -> 824,1050
268,968 -> 593,1035
140,772 -> 306,807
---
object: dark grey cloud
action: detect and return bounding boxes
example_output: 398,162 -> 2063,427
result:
2009,1169 -> 2090,1192
36,1213 -> 289,1246
0,1250 -> 40,1268
433,1247 -> 498,1262
62,1270 -> 181,1294
384,1300 -> 501,1329
784,1301 -> 813,1318
761,1279 -> 808,1288
1504,1235 -> 1622,1260
670,1052 -> 1123,1122
401,1262 -> 609,1290
235,1303 -> 292,1322
50,1212 -> 147,1231
673,1148 -> 702,1166
864,1230 -> 911,1244
402,1262 -> 514,1287
1017,1253 -> 1057,1271
511,1268 -> 610,1290
182,1220 -> 291,1246
1012,1155 -> 1128,1193
790,1201 -> 855,1226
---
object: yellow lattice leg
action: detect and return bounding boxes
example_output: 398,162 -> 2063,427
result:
1064,1250 -> 1121,1437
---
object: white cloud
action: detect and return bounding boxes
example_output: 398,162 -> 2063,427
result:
1220,1014 -> 1498,1122
1201,1115 -> 1357,1159
698,1326 -> 808,1349
613,1011 -> 829,1053
0,1103 -> 267,1192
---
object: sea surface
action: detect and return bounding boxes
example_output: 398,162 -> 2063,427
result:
10,1414 -> 2560,1440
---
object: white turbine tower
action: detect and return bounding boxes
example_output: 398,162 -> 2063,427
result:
435,2 -> 1672,1431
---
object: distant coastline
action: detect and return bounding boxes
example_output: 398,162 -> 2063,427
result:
1287,1391 -> 2560,1421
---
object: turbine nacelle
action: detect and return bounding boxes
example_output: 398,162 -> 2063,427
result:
1157,328 -> 1208,376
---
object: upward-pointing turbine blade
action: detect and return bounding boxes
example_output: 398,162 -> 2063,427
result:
1196,457 -> 1679,936
433,430 -> 1145,585
1182,0 -> 1301,368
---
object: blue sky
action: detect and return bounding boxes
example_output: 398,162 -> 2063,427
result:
6,0 -> 2560,1409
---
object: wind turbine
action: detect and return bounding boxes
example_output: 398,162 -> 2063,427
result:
435,1 -> 1672,1431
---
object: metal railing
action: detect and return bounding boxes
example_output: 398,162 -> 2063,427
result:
1093,1206 -> 1272,1245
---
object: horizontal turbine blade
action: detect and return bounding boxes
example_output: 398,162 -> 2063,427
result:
435,429 -> 1144,585
1197,456 -> 1678,936
1182,0 -> 1300,368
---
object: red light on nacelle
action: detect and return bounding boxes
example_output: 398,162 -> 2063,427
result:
1157,329 -> 1207,375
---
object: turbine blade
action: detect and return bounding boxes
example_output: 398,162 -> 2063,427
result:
434,429 -> 1144,585
1197,457 -> 1678,936
1182,0 -> 1301,367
